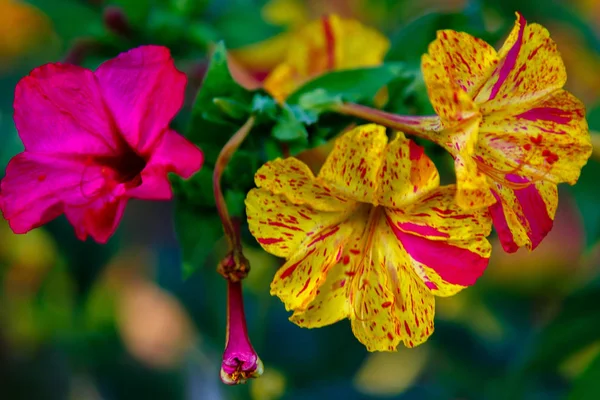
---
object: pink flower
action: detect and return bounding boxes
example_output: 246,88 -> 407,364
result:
1,46 -> 203,243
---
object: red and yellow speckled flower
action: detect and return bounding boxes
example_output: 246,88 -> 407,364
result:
419,12 -> 592,252
262,14 -> 389,103
245,124 -> 492,351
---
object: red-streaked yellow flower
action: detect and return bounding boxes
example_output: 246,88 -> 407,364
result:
245,125 -> 492,351
420,12 -> 591,253
263,14 -> 389,102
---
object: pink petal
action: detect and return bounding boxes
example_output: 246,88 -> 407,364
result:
149,129 -> 203,178
64,197 -> 128,243
488,191 -> 519,253
488,13 -> 526,101
387,215 -> 489,286
1,153 -> 106,234
94,46 -> 187,154
489,178 -> 555,253
14,63 -> 121,155
125,129 -> 203,200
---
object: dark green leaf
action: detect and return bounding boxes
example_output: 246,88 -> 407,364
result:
173,203 -> 224,279
386,7 -> 501,65
569,352 -> 600,400
212,97 -> 250,120
570,104 -> 600,247
272,105 -> 310,143
186,41 -> 254,146
286,63 -> 408,107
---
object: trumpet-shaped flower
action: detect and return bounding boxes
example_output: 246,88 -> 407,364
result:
245,125 -> 492,351
263,14 -> 389,102
1,46 -> 203,243
419,12 -> 591,252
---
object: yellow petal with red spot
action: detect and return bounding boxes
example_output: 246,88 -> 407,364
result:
479,90 -> 591,185
423,30 -> 498,98
385,186 -> 492,297
246,188 -> 352,258
388,186 -> 492,243
440,118 -> 497,210
246,124 -> 493,351
420,57 -> 480,128
374,132 -> 439,209
475,13 -> 567,113
271,221 -> 355,311
254,157 -> 350,212
488,179 -> 558,252
318,124 -> 388,204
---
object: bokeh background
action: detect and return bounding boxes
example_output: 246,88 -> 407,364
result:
1,0 -> 600,399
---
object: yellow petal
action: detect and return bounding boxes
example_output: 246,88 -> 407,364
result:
254,157 -> 350,212
388,186 -> 492,242
423,29 -> 498,98
474,13 -> 567,113
318,124 -> 388,204
374,132 -> 439,209
271,219 -> 355,310
229,32 -> 292,80
479,90 -> 591,186
246,188 -> 352,259
264,14 -> 389,101
437,118 -> 497,209
385,186 -> 492,297
420,57 -> 480,128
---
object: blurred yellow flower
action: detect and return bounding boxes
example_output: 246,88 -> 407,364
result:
264,14 -> 390,102
0,0 -> 55,69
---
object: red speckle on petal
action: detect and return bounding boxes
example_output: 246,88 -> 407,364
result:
258,237 -> 284,245
404,321 -> 412,336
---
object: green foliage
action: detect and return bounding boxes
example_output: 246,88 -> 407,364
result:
571,105 -> 600,247
287,63 -> 408,108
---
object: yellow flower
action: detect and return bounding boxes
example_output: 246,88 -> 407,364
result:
245,125 -> 492,351
420,12 -> 592,252
263,14 -> 390,102
0,0 -> 55,69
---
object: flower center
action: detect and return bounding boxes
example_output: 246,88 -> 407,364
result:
95,145 -> 147,188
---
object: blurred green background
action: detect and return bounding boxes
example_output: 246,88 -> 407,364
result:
1,0 -> 600,399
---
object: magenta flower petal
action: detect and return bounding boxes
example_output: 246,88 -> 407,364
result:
2,45 -> 203,242
125,129 -> 203,200
95,45 -> 186,154
64,198 -> 128,243
14,63 -> 121,155
147,129 -> 204,179
1,153 -> 106,234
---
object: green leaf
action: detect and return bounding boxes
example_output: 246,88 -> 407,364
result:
186,41 -> 254,146
212,97 -> 250,120
286,63 -> 408,107
174,202 -> 224,279
569,352 -> 600,400
385,7 -> 497,65
272,105 -> 311,143
570,104 -> 600,247
521,278 -> 600,373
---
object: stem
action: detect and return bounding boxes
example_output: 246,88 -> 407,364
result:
332,102 -> 440,136
213,116 -> 255,253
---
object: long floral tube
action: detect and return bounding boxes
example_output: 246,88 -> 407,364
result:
220,279 -> 264,385
332,102 -> 440,137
